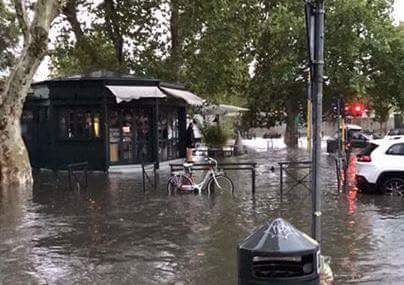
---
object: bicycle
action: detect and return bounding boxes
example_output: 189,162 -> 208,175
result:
167,157 -> 234,196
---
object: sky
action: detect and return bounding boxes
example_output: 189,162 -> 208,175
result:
393,0 -> 404,24
33,0 -> 404,81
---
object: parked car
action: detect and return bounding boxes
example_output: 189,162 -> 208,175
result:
326,124 -> 368,153
356,138 -> 404,194
384,128 -> 404,140
349,131 -> 372,148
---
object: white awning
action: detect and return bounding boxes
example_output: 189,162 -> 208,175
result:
106,85 -> 166,103
219,104 -> 249,113
160,87 -> 203,106
200,104 -> 249,117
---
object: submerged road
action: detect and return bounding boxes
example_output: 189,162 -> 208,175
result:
1,147 -> 403,284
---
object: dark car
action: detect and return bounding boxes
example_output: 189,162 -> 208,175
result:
326,125 -> 370,153
349,131 -> 372,148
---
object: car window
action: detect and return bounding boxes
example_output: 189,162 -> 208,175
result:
351,132 -> 367,140
388,129 -> 397,135
359,143 -> 378,155
386,143 -> 404,155
387,129 -> 404,136
352,132 -> 360,139
358,134 -> 366,140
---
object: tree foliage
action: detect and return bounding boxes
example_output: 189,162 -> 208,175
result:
50,0 -> 259,105
246,1 -> 306,127
48,0 -> 404,130
368,23 -> 404,120
246,0 -> 404,131
0,1 -> 19,74
51,0 -> 160,76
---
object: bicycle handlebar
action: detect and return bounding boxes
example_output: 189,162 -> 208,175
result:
207,157 -> 218,168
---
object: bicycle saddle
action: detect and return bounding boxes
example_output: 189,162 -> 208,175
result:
183,162 -> 193,168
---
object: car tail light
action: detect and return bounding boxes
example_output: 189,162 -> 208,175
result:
357,155 -> 371,162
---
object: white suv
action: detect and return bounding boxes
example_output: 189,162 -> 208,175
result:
356,138 -> 404,194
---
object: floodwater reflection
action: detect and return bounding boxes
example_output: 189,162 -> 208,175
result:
1,148 -> 404,284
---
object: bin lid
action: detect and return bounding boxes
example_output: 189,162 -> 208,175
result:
239,218 -> 319,255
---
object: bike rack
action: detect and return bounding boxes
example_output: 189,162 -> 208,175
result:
67,162 -> 88,191
278,161 -> 312,201
169,162 -> 257,194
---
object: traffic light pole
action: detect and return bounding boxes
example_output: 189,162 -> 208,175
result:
305,2 -> 314,155
306,0 -> 325,244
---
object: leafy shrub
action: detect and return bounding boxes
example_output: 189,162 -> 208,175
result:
203,125 -> 230,147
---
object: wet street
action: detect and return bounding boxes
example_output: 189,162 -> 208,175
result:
1,147 -> 404,284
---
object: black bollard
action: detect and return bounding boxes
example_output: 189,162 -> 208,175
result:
238,218 -> 320,285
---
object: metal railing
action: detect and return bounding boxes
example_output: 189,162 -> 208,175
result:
169,162 -> 257,193
335,153 -> 348,193
67,162 -> 88,191
278,161 -> 312,201
141,161 -> 157,192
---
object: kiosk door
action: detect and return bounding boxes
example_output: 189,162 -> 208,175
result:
109,108 -> 152,164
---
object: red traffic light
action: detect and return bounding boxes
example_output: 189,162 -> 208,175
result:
344,103 -> 366,117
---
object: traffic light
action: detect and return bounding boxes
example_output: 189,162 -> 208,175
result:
344,102 -> 365,117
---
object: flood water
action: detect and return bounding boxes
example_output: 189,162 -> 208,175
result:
1,147 -> 404,284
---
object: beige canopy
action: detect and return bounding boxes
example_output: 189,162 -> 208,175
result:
106,85 -> 166,103
160,87 -> 203,106
106,85 -> 203,106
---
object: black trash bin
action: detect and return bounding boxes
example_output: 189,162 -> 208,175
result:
238,218 -> 320,285
326,139 -> 337,153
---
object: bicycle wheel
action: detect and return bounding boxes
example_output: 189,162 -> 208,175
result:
207,175 -> 234,196
167,176 -> 179,195
167,174 -> 194,195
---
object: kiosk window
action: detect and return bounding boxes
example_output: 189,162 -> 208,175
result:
58,109 -> 101,140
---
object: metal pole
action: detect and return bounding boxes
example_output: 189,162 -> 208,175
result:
153,164 -> 157,190
335,157 -> 341,193
307,84 -> 312,153
311,0 -> 325,243
142,161 -> 146,192
305,1 -> 314,155
252,167 -> 256,195
68,167 -> 72,191
337,95 -> 342,154
154,98 -> 160,170
280,164 -> 283,202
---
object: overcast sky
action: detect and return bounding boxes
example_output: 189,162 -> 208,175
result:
393,0 -> 404,24
34,0 -> 404,81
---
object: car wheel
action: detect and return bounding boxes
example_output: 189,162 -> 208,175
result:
380,177 -> 404,196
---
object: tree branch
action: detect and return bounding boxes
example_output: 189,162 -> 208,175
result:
63,0 -> 85,42
62,0 -> 101,67
1,0 -> 60,107
13,0 -> 30,45
104,0 -> 124,63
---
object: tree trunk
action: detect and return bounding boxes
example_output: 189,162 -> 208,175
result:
170,0 -> 182,81
0,0 -> 58,186
284,99 -> 299,147
0,116 -> 31,185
